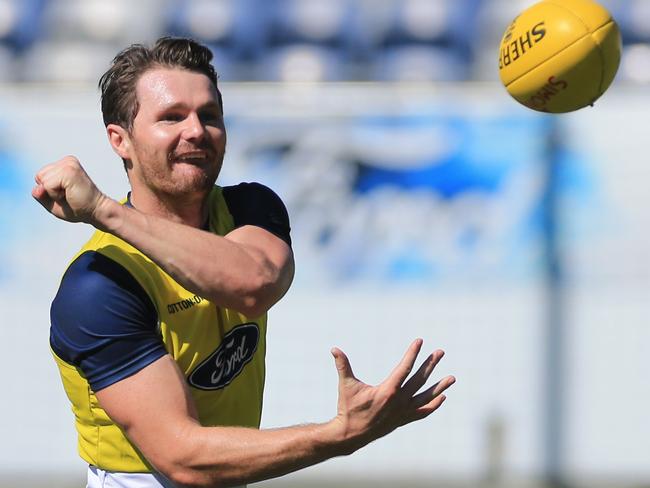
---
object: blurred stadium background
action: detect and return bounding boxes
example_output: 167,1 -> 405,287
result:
1,0 -> 650,487
0,0 -> 649,83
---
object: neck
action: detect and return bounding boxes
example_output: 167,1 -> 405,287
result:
129,186 -> 210,229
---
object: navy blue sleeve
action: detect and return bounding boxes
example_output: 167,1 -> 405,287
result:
50,251 -> 167,392
222,182 -> 292,247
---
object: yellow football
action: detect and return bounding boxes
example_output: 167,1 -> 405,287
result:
498,0 -> 622,113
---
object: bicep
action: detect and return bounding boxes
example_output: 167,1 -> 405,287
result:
95,355 -> 200,469
226,225 -> 295,311
225,225 -> 294,280
222,182 -> 292,248
51,252 -> 201,476
222,182 -> 295,297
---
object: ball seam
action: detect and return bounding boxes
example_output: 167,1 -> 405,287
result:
543,0 -> 612,33
504,31 -> 593,88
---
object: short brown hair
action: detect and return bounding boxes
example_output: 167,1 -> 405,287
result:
99,37 -> 222,131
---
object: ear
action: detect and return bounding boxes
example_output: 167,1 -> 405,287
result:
107,124 -> 132,160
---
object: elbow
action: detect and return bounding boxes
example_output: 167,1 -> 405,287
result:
237,281 -> 275,317
149,446 -> 208,488
205,252 -> 294,317
153,439 -> 237,488
236,264 -> 288,317
205,286 -> 272,318
165,467 -> 205,488
164,471 -> 208,488
199,273 -> 272,317
154,455 -> 200,487
163,464 -> 232,488
238,300 -> 268,319
168,469 -> 250,488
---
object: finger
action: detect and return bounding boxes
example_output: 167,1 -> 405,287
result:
36,159 -> 78,190
34,162 -> 57,183
331,347 -> 356,381
31,184 -> 45,200
401,349 -> 445,397
33,190 -> 55,212
32,179 -> 65,215
36,165 -> 64,195
39,181 -> 66,201
411,394 -> 448,421
412,375 -> 456,409
386,338 -> 423,388
31,181 -> 55,206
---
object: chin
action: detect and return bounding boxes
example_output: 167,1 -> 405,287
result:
172,178 -> 214,198
173,165 -> 219,192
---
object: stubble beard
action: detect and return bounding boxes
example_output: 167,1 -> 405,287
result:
137,146 -> 225,201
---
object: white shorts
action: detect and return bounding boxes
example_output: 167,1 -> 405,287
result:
87,465 -> 245,488
87,466 -> 176,488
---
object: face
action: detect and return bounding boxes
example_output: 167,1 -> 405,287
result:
118,67 -> 226,199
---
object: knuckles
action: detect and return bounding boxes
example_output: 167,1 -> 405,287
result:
61,155 -> 80,165
62,157 -> 83,174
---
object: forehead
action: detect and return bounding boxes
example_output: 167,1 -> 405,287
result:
135,67 -> 219,110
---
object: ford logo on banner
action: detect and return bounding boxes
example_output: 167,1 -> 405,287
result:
188,323 -> 260,390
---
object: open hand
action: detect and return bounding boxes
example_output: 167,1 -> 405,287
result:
331,338 -> 455,452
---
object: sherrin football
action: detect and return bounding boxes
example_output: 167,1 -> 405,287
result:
498,0 -> 622,113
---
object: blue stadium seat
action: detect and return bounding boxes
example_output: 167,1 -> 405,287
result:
0,44 -> 16,80
204,44 -> 238,82
374,0 -> 481,62
166,0 -> 268,61
0,0 -> 47,51
255,0 -> 356,79
619,42 -> 650,83
21,40 -> 118,82
9,0 -> 640,83
256,44 -> 348,81
264,0 -> 354,48
603,0 -> 650,44
40,0 -> 165,45
372,44 -> 469,82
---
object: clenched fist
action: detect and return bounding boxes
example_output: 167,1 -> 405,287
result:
32,156 -> 111,226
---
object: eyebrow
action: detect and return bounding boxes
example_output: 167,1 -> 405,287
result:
158,100 -> 222,113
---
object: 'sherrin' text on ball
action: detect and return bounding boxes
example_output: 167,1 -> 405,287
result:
499,21 -> 547,69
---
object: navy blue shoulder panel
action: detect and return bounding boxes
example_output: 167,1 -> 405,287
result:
50,251 -> 168,392
222,182 -> 292,247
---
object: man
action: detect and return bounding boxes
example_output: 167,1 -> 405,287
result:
32,37 -> 455,488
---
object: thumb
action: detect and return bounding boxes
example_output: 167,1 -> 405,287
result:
31,184 -> 56,212
31,184 -> 45,200
331,347 -> 356,381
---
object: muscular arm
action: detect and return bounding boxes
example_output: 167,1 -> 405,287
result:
94,198 -> 294,317
32,157 -> 294,316
96,341 -> 455,488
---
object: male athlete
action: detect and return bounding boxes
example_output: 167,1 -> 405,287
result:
32,37 -> 455,488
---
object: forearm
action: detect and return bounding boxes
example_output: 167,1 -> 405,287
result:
168,421 -> 351,487
96,345 -> 454,488
98,356 -> 361,488
93,197 -> 291,315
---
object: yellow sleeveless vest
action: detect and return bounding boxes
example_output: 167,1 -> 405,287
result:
52,186 -> 267,472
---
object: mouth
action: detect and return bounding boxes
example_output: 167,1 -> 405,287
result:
171,151 -> 211,164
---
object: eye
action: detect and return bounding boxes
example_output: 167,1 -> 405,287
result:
160,112 -> 185,123
199,111 -> 223,126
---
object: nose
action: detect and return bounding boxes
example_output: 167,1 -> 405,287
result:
182,112 -> 205,142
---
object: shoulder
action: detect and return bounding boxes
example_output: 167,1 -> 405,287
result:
59,250 -> 152,298
51,251 -> 164,391
51,251 -> 158,347
221,183 -> 291,246
222,182 -> 285,207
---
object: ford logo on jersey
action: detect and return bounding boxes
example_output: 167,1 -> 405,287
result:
188,323 -> 260,390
